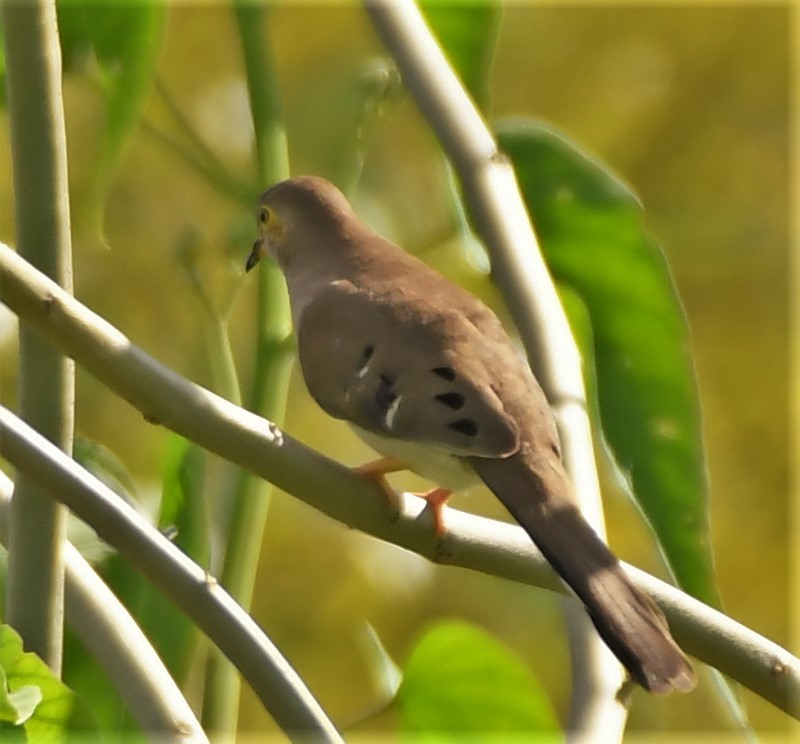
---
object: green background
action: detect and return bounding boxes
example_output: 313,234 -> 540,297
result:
0,4 -> 789,737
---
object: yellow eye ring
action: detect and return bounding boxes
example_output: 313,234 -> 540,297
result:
259,207 -> 270,224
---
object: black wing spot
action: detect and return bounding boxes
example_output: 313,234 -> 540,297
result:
359,345 -> 375,365
431,366 -> 456,381
354,345 -> 376,377
434,392 -> 465,410
375,374 -> 397,412
448,418 -> 478,437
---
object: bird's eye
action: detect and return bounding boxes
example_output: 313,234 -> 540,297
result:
259,207 -> 270,224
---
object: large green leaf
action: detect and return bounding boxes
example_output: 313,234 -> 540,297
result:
496,119 -> 718,608
396,620 -> 559,737
57,0 -> 166,235
0,625 -> 75,741
420,1 -> 500,112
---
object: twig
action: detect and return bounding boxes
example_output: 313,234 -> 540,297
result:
0,241 -> 797,719
363,1 -> 625,736
0,472 -> 208,743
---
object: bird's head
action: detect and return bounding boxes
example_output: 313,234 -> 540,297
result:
246,176 -> 355,273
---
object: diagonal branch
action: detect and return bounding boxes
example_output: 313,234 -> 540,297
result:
0,472 -> 208,743
0,241 -> 797,719
0,403 -> 342,743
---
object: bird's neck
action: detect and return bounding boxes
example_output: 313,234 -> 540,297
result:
283,224 -> 376,328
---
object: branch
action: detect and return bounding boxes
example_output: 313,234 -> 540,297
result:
0,404 -> 343,742
1,0 -> 74,671
0,241 -> 797,720
0,472 -> 208,743
363,1 -> 625,735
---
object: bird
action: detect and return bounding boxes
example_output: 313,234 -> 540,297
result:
245,175 -> 696,695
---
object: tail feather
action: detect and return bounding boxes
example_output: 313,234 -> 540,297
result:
471,452 -> 696,694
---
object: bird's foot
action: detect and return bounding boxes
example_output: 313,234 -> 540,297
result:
417,487 -> 452,536
353,459 -> 451,534
353,457 -> 407,516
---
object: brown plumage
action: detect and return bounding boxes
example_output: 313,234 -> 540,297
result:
247,175 -> 696,694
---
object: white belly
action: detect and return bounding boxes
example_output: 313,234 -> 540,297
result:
350,424 -> 480,492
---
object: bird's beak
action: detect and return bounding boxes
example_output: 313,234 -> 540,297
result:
246,238 -> 265,272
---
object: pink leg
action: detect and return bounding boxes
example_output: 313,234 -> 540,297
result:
419,487 -> 452,536
353,457 -> 408,514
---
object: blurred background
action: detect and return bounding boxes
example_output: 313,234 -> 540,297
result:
0,3 -> 789,738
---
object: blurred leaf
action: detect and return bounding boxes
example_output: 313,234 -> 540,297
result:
361,623 -> 403,700
56,0 -> 166,237
126,435 -> 207,685
73,437 -> 139,504
71,437 -> 143,564
0,625 -> 76,741
496,119 -> 718,609
556,285 -> 599,410
420,1 -> 500,112
159,434 -> 210,570
396,620 -> 559,737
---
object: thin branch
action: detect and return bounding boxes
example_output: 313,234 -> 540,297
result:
0,405 -> 343,743
0,241 -> 797,719
0,472 -> 208,743
363,1 -> 625,735
1,0 -> 74,672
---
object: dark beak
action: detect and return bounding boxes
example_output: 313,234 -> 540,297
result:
245,238 -> 263,272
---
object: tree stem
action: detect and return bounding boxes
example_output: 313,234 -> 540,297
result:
1,0 -> 74,673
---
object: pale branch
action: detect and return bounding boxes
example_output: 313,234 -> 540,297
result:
0,241 -> 797,719
0,472 -> 208,743
0,405 -> 343,742
363,1 -> 625,735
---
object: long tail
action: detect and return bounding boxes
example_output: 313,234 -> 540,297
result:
470,451 -> 696,694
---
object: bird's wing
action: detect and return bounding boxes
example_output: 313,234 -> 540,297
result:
296,280 -> 521,458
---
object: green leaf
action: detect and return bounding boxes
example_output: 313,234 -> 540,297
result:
5,685 -> 42,727
0,663 -> 42,726
420,1 -> 500,112
57,0 -> 166,237
0,625 -> 74,740
146,435 -> 207,681
73,437 -> 139,505
496,119 -> 718,608
396,620 -> 559,737
159,434 -> 210,571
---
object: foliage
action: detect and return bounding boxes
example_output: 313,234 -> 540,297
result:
0,0 -> 788,740
395,620 -> 559,736
496,120 -> 716,607
0,625 -> 88,741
